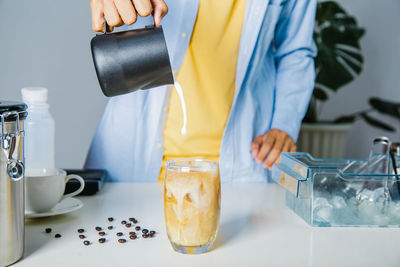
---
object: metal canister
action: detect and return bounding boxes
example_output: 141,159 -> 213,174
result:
0,101 -> 27,266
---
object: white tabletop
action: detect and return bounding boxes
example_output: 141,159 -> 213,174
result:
16,183 -> 400,267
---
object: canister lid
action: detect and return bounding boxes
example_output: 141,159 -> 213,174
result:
0,101 -> 28,121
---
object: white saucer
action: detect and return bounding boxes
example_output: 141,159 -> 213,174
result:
25,198 -> 83,219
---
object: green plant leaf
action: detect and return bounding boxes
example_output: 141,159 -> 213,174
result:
314,1 -> 365,92
316,1 -> 346,25
313,87 -> 328,101
360,113 -> 396,132
334,115 -> 356,123
369,98 -> 400,119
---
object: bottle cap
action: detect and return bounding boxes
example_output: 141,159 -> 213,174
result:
21,87 -> 48,104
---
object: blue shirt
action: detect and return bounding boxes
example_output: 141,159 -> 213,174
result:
85,0 -> 317,183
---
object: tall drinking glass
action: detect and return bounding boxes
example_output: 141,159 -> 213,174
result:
164,159 -> 221,254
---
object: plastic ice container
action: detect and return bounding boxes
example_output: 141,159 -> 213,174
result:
272,152 -> 400,227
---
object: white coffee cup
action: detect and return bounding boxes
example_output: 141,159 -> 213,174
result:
25,168 -> 85,213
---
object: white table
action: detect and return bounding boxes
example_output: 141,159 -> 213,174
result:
16,183 -> 400,267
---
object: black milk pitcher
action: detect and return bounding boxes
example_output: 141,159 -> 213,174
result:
90,25 -> 174,97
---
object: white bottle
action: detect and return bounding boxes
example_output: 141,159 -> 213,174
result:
21,87 -> 55,170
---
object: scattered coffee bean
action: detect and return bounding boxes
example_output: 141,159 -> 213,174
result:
99,238 -> 106,243
135,226 -> 141,231
83,240 -> 91,246
55,234 -> 61,238
129,218 -> 137,224
45,228 -> 52,234
108,217 -> 114,222
77,229 -> 84,233
79,235 -> 85,239
142,229 -> 149,234
95,226 -> 102,231
108,226 -> 113,230
118,239 -> 127,243
149,230 -> 156,235
116,232 -> 123,237
142,234 -> 149,238
129,232 -> 136,236
125,223 -> 132,228
129,235 -> 137,240
99,231 -> 105,236
149,233 -> 154,238
121,220 -> 127,225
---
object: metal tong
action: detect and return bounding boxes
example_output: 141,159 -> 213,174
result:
363,137 -> 400,201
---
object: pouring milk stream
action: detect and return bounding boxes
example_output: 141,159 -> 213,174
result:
173,81 -> 187,136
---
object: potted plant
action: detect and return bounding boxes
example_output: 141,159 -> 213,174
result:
298,1 -> 400,158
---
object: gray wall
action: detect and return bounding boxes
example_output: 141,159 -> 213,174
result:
0,0 -> 107,168
1,0 -> 399,168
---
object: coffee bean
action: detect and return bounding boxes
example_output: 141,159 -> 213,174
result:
135,226 -> 141,231
83,240 -> 90,246
129,232 -> 136,236
79,235 -> 85,239
45,228 -> 52,233
99,238 -> 106,243
128,218 -> 137,223
121,220 -> 127,225
116,232 -> 123,237
142,229 -> 148,234
108,226 -> 113,230
108,217 -> 114,222
99,231 -> 105,236
77,229 -> 84,233
149,233 -> 154,238
142,234 -> 149,238
129,235 -> 137,240
55,234 -> 61,238
125,223 -> 132,228
149,230 -> 156,235
118,239 -> 127,243
95,226 -> 102,231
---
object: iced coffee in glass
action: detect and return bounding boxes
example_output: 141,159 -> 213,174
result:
164,159 -> 221,254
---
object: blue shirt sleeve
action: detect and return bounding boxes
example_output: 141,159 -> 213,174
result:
270,0 -> 317,141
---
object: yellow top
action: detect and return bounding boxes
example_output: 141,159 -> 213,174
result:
160,0 -> 247,182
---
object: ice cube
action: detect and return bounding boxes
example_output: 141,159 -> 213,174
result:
357,201 -> 380,223
314,197 -> 331,208
356,189 -> 375,203
373,214 -> 390,225
313,197 -> 333,223
330,196 -> 347,209
372,187 -> 388,204
314,205 -> 333,222
356,188 -> 388,204
388,202 -> 400,221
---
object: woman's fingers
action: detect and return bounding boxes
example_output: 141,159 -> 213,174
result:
151,0 -> 168,26
251,129 -> 297,169
90,0 -> 168,32
114,0 -> 137,25
276,139 -> 291,166
91,0 -> 105,32
104,0 -> 123,27
263,135 -> 285,169
132,0 -> 153,17
251,135 -> 263,158
256,133 -> 275,164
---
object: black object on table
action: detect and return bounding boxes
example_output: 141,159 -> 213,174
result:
64,169 -> 107,195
